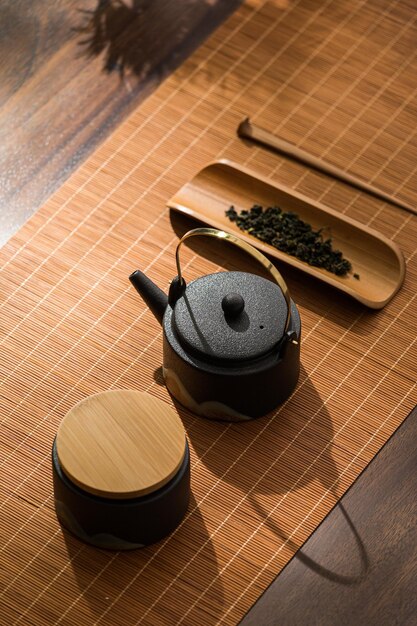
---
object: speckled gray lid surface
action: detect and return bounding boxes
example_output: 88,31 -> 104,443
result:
172,271 -> 288,363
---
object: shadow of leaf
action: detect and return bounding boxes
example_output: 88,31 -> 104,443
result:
74,0 -> 243,81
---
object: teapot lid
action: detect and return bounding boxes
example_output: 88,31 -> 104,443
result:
172,271 -> 288,363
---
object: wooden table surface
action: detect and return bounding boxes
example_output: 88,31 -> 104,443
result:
1,1 -> 415,624
0,0 -> 241,247
240,406 -> 417,625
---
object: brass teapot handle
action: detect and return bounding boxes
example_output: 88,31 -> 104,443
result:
172,227 -> 292,333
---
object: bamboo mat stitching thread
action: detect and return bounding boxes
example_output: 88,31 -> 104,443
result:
5,260 -> 330,620
285,13 -> 417,206
4,28 -> 416,626
245,0 -> 377,135
92,243 -> 415,623
1,0 -> 313,458
391,132 -> 417,192
0,0 -> 305,455
141,266 -> 417,625
0,0 -> 302,391
6,153 -> 415,623
8,255 -> 203,624
221,378 -> 417,622
242,0 -> 416,217
277,0 -> 416,156
1,0 -> 416,623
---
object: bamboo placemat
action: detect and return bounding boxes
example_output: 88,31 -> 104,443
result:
1,0 -> 417,624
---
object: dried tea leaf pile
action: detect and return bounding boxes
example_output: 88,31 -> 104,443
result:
226,205 -> 356,277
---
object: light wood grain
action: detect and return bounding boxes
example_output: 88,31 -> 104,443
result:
56,390 -> 186,498
168,160 -> 405,309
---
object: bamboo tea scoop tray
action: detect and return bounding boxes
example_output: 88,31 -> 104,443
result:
168,160 -> 405,309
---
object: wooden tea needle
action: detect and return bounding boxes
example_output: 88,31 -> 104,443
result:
237,117 -> 417,217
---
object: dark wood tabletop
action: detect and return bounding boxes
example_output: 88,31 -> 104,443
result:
240,406 -> 417,626
1,2 -> 415,625
0,0 -> 241,247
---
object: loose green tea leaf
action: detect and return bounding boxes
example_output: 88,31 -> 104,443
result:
225,204 -> 357,278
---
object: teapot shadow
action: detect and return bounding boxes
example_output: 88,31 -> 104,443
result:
61,493 -> 224,620
181,365 -> 340,497
173,364 -> 369,585
153,365 -> 164,385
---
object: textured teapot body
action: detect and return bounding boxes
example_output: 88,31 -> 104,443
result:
161,271 -> 301,421
129,228 -> 302,421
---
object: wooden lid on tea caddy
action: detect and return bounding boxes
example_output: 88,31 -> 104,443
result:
55,389 -> 187,499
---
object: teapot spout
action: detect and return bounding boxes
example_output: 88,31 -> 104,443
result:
129,270 -> 168,325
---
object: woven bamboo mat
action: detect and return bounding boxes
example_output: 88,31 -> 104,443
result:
1,0 -> 417,624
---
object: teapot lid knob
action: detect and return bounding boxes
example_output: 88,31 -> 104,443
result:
172,227 -> 292,332
221,292 -> 245,318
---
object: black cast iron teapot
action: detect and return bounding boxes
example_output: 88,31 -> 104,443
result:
129,228 -> 301,421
